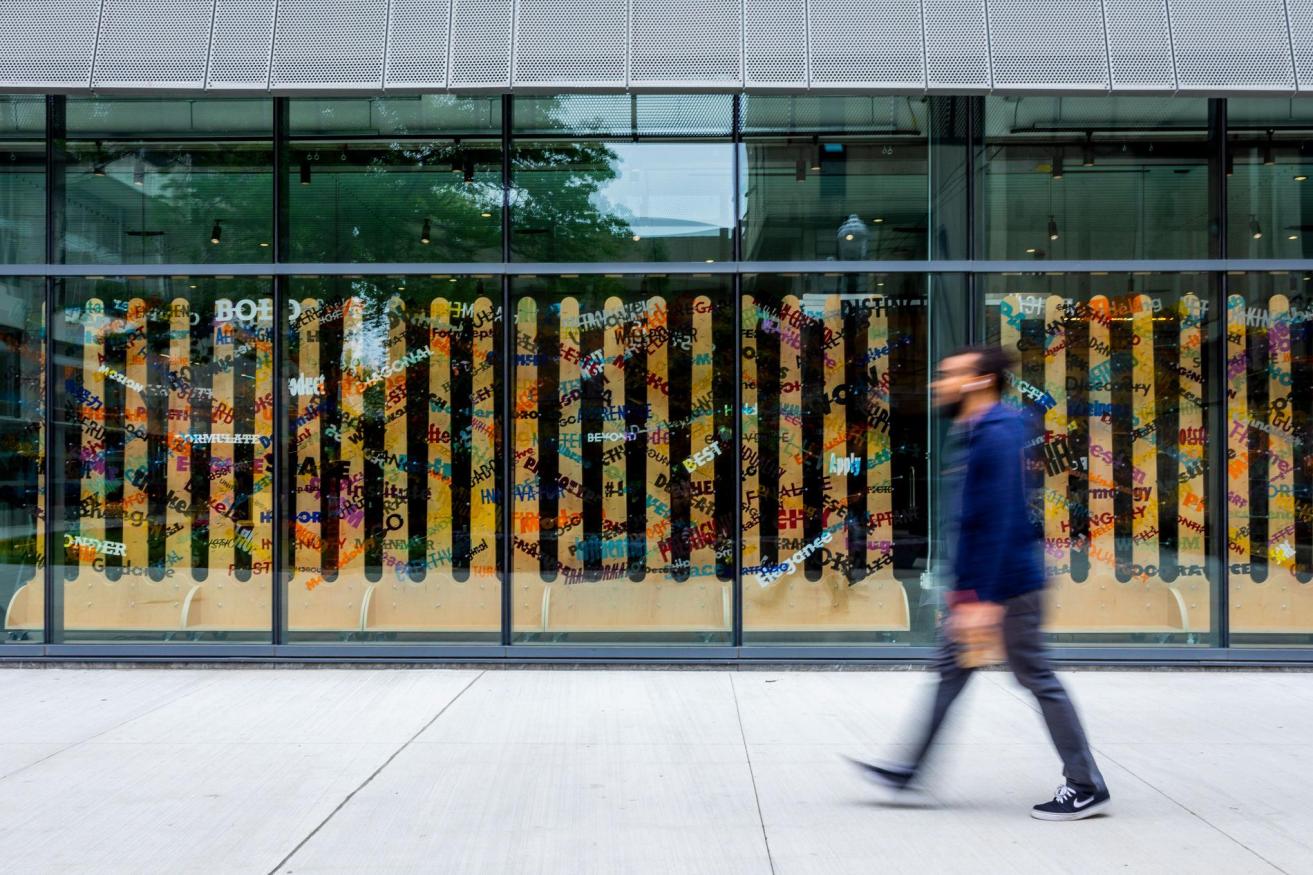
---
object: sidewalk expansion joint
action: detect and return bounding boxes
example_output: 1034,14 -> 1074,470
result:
730,672 -> 778,875
266,670 -> 487,875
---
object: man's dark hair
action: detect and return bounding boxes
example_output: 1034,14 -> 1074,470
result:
950,344 -> 1016,391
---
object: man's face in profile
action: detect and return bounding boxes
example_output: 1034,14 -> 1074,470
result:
931,352 -> 981,410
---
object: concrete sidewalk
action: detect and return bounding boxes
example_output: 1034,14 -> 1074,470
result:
0,667 -> 1308,874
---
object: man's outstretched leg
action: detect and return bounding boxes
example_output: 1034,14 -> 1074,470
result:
851,631 -> 973,790
1002,590 -> 1110,820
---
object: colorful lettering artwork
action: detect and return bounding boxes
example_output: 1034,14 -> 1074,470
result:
9,278 -> 1308,643
511,282 -> 735,636
30,290 -> 276,637
288,289 -> 500,634
994,292 -> 1212,635
741,287 -> 923,635
1225,294 -> 1313,633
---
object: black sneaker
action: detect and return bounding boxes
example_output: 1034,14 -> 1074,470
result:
845,756 -> 915,790
1031,784 -> 1110,821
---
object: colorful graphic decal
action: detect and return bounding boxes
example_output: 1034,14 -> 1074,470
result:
10,281 -> 1309,641
48,294 -> 273,634
511,290 -> 733,635
741,291 -> 924,633
996,293 -> 1210,634
1226,294 -> 1313,633
288,291 -> 501,635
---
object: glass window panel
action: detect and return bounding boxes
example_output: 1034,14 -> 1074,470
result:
51,278 -> 274,642
740,96 -> 930,261
984,273 -> 1217,645
1,95 -> 46,264
511,95 -> 732,264
288,97 -> 502,263
741,274 -> 931,643
284,277 -> 501,641
60,98 -> 273,265
1226,99 -> 1313,259
289,95 -> 501,137
979,97 -> 1212,260
510,275 -> 733,643
513,94 -> 733,138
0,278 -> 45,644
511,141 -> 734,263
1225,274 -> 1313,645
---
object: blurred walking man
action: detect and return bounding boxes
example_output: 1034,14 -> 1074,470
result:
852,346 -> 1110,821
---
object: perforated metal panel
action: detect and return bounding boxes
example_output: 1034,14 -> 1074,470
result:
1284,0 -> 1313,91
923,0 -> 991,91
1103,0 -> 1175,91
744,0 -> 808,88
449,0 -> 513,88
93,0 -> 215,89
386,0 -> 451,89
0,0 -> 100,89
988,0 -> 1109,90
208,0 -> 278,89
809,0 -> 925,90
3,0 -> 1313,95
271,0 -> 389,89
630,0 -> 742,87
1169,0 -> 1295,92
514,0 -> 627,87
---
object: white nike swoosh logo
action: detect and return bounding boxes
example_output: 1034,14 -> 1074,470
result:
1073,796 -> 1096,809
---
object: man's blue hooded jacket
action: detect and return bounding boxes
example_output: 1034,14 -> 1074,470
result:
951,402 -> 1046,604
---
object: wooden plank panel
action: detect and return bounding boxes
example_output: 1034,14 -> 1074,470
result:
208,306 -> 236,588
383,297 -> 409,575
337,296 -> 366,583
557,296 -> 583,580
469,294 -> 498,580
601,296 -> 627,566
1177,294 -> 1208,629
427,297 -> 453,581
1131,296 -> 1157,591
645,295 -> 672,576
291,297 -> 322,620
250,299 -> 274,576
739,293 -> 759,581
688,294 -> 715,574
166,301 -> 192,580
866,298 -> 892,577
513,296 -> 538,581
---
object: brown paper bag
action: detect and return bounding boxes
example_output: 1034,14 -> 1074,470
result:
952,602 -> 1006,668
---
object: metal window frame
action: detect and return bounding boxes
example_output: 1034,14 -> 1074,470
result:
7,93 -> 1313,664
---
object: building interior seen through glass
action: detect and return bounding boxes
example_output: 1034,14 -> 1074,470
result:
288,97 -> 503,263
979,97 -> 1213,260
1228,99 -> 1313,260
60,98 -> 274,265
511,95 -> 735,263
1,96 -> 45,264
3,92 -> 1313,650
740,96 -> 930,262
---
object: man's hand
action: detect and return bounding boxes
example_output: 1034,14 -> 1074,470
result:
946,601 -> 1005,643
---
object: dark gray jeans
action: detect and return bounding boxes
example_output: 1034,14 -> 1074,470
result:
909,589 -> 1106,793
